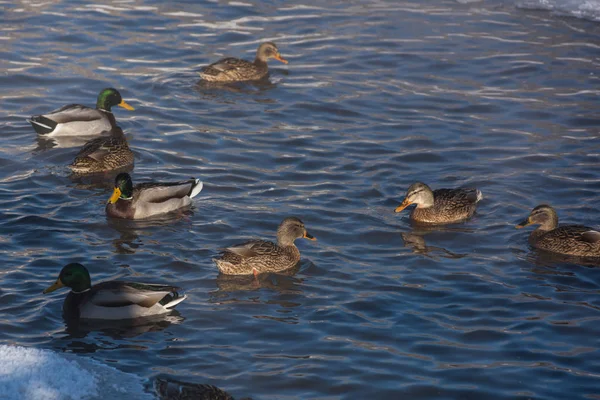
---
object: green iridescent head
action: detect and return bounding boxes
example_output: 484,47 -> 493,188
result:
108,172 -> 134,203
96,88 -> 134,112
43,263 -> 92,294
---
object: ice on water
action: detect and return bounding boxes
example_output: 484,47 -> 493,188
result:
0,345 -> 153,400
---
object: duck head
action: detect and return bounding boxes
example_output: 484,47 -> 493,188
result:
43,263 -> 92,294
395,182 -> 434,213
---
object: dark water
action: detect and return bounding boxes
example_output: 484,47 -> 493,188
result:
2,0 -> 600,399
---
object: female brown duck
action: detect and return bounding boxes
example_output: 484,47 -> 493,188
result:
199,42 -> 288,82
516,204 -> 600,257
213,217 -> 315,276
395,182 -> 482,224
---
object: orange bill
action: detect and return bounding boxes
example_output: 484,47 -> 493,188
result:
304,231 -> 316,241
274,53 -> 288,64
515,217 -> 531,229
394,198 -> 412,213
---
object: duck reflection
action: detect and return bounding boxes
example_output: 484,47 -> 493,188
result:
106,218 -> 144,254
214,263 -> 302,293
401,229 -> 467,260
194,77 -> 278,99
63,313 -> 185,341
523,247 -> 600,268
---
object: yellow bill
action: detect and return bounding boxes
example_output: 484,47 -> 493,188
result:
43,278 -> 64,294
108,187 -> 121,204
118,99 -> 135,111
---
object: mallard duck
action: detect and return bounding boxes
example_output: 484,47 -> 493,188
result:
28,88 -> 134,136
199,42 -> 288,82
154,378 -> 249,400
516,204 -> 600,257
106,172 -> 203,220
42,263 -> 186,320
68,127 -> 134,174
214,217 -> 315,276
395,182 -> 482,224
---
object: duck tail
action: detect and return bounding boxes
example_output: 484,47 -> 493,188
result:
28,115 -> 57,135
188,179 -> 203,198
476,189 -> 483,203
162,293 -> 187,309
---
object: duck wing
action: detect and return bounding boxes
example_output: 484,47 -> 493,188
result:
89,281 -> 180,308
581,229 -> 600,244
134,179 -> 203,203
202,57 -> 250,73
549,225 -> 600,242
74,134 -> 123,161
224,240 -> 278,258
434,188 -> 481,206
43,104 -> 104,124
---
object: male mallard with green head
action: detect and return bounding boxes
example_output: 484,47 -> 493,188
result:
28,88 -> 134,136
69,127 -> 134,174
395,182 -> 482,224
214,217 -> 316,276
43,263 -> 186,320
106,173 -> 203,220
516,204 -> 600,257
200,42 -> 288,82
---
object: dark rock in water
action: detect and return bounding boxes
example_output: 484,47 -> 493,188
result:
154,377 -> 251,400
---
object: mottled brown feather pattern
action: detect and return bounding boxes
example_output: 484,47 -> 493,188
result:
69,129 -> 133,174
214,217 -> 313,275
529,225 -> 600,257
200,58 -> 268,82
411,188 -> 480,224
216,240 -> 301,275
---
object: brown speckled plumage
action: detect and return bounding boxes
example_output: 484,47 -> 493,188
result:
154,378 -> 250,400
213,217 -> 315,275
69,127 -> 133,174
516,204 -> 600,257
395,182 -> 482,224
199,42 -> 288,83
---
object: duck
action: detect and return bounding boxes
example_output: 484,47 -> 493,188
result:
199,42 -> 288,82
516,204 -> 600,257
42,263 -> 186,320
395,182 -> 482,224
106,172 -> 203,220
28,88 -> 134,136
154,378 -> 249,400
214,217 -> 316,276
68,127 -> 134,174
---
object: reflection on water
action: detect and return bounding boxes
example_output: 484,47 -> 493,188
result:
49,314 -> 185,355
64,313 -> 184,341
401,232 -> 467,260
213,263 -> 303,294
524,248 -> 600,268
